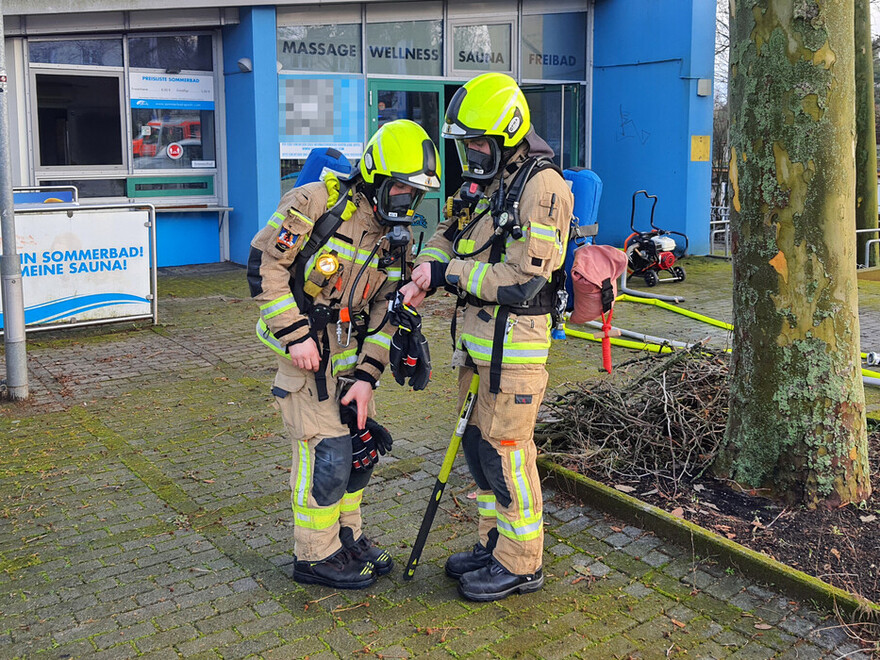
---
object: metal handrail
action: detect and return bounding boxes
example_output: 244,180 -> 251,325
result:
710,206 -> 730,257
11,202 -> 158,330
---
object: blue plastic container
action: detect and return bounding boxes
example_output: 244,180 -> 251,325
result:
294,147 -> 353,188
562,168 -> 603,310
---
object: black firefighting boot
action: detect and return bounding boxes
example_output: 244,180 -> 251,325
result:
458,557 -> 544,602
293,546 -> 376,589
339,526 -> 394,576
445,528 -> 498,579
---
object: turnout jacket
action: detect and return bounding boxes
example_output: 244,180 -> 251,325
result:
414,140 -> 573,371
249,181 -> 407,385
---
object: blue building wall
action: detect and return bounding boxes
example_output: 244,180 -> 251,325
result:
156,213 -> 219,266
223,7 -> 281,265
591,0 -> 715,255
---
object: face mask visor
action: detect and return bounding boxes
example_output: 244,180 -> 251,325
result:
376,177 -> 425,225
454,138 -> 500,182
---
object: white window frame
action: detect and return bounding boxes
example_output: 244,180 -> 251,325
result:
24,31 -> 223,206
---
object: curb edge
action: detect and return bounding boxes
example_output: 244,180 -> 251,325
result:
538,458 -> 880,621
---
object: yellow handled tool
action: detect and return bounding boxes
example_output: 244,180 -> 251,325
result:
403,372 -> 479,580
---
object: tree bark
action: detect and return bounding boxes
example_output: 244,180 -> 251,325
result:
719,0 -> 871,508
855,0 -> 878,268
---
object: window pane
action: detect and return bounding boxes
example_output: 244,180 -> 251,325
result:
129,35 -> 213,71
277,25 -> 362,73
42,179 -> 126,198
131,108 -> 216,170
29,39 -> 123,67
521,13 -> 587,81
452,24 -> 511,73
36,74 -> 123,167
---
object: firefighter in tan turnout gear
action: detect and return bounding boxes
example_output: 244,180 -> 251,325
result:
249,120 -> 440,589
401,73 -> 573,602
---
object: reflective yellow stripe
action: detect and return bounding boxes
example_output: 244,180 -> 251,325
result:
460,332 -> 551,364
341,489 -> 363,512
466,262 -> 490,298
364,331 -> 392,350
294,501 -> 341,530
288,208 -> 314,227
529,221 -> 557,242
268,211 -> 285,229
331,349 -> 359,375
458,238 -> 476,254
420,247 -> 451,263
256,319 -> 287,356
496,450 -> 542,541
477,493 -> 496,517
260,293 -> 297,320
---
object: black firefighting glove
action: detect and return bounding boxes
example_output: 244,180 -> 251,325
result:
389,301 -> 431,391
339,402 -> 393,472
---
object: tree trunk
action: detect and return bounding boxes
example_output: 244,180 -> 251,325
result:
719,0 -> 871,508
855,0 -> 878,268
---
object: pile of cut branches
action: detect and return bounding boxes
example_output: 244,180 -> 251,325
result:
537,347 -> 729,491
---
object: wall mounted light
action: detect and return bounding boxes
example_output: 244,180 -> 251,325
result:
237,57 -> 253,73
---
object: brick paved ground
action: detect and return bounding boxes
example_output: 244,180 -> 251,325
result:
0,258 -> 876,659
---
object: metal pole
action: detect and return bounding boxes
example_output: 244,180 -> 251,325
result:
0,3 -> 29,400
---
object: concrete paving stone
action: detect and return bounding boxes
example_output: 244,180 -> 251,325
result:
154,602 -> 217,631
830,643 -> 873,660
682,568 -> 717,591
622,536 -> 663,559
727,641 -> 776,659
173,583 -> 234,609
112,599 -> 178,627
777,612 -> 826,639
37,638 -> 97,659
92,621 -> 158,650
583,561 -> 611,578
688,639 -> 730,660
51,616 -> 119,645
133,623 -> 199,653
745,584 -> 778,601
728,590 -> 763,613
217,632 -> 284,660
490,627 -> 552,658
533,632 -> 593,660
195,607 -> 258,635
704,575 -> 748,601
625,593 -> 681,623
623,582 -> 654,599
775,640 -> 827,660
556,516 -> 602,540
712,628 -> 751,648
751,597 -> 792,625
318,626 -> 368,657
86,641 -> 140,660
622,525 -> 644,538
806,622 -> 853,650
604,532 -> 635,549
443,625 -> 506,656
548,542 -> 575,556
580,633 -> 640,659
640,549 -> 672,569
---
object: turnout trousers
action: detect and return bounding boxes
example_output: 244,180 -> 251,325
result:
458,363 -> 549,575
273,356 -> 373,562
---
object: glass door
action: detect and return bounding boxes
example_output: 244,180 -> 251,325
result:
368,79 -> 446,245
522,84 -> 583,169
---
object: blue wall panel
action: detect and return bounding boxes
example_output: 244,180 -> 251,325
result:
223,8 -> 281,265
591,0 -> 715,254
156,213 -> 220,267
